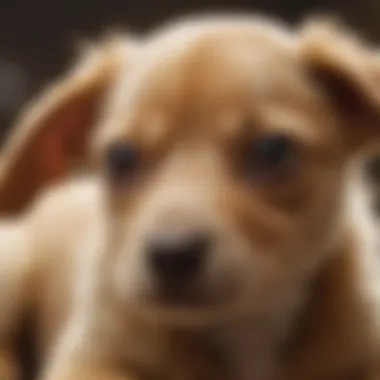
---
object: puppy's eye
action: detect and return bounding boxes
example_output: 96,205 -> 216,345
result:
105,141 -> 140,181
243,133 -> 297,181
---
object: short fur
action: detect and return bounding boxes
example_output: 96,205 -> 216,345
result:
1,14 -> 380,380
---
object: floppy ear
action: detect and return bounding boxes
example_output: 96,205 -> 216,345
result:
0,34 -> 136,214
300,18 -> 380,151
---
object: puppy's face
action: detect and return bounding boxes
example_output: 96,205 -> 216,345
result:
6,15 -> 380,326
93,19 -> 353,325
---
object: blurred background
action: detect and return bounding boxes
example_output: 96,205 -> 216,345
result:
0,0 -> 380,144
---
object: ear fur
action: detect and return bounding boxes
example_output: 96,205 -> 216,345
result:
0,33 -> 137,214
300,17 -> 380,150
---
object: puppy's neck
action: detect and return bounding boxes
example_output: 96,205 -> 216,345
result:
162,276 -> 311,380
209,282 -> 308,380
283,225 -> 380,379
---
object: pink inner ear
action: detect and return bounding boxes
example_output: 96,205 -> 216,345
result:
39,133 -> 67,181
0,85 -> 103,214
310,59 -> 380,126
37,98 -> 98,181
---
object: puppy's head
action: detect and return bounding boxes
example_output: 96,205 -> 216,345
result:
5,15 -> 380,326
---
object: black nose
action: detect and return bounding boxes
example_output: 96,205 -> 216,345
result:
148,231 -> 211,286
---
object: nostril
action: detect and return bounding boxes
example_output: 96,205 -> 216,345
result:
148,232 -> 211,285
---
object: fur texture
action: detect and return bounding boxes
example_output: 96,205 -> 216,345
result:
0,14 -> 380,380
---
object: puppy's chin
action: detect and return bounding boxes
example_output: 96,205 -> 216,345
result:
121,280 -> 273,328
126,296 -> 250,328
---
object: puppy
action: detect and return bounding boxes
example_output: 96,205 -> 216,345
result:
1,14 -> 380,380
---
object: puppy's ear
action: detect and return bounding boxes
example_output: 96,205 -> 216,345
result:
0,34 -> 137,214
300,18 -> 380,150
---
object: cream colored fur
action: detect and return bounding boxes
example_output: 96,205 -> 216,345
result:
0,14 -> 380,380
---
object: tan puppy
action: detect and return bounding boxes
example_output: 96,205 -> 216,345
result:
1,14 -> 380,380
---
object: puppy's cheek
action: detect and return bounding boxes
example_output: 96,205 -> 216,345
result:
206,229 -> 277,303
205,237 -> 253,300
216,205 -> 315,291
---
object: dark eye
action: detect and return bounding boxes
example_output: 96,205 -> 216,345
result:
105,141 -> 140,182
243,133 -> 297,181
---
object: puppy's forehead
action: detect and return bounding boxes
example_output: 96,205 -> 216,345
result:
101,18 -> 324,144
